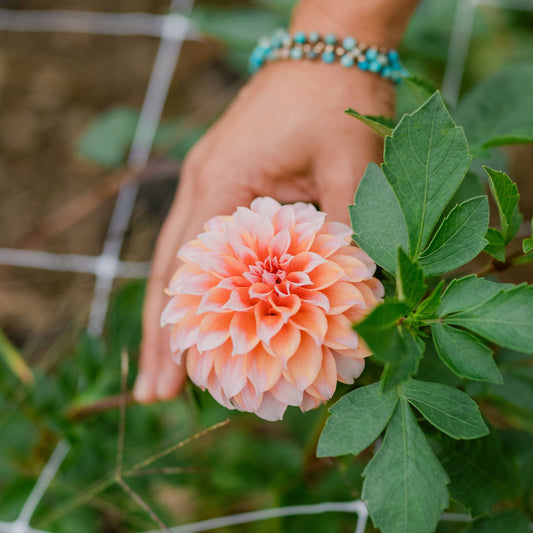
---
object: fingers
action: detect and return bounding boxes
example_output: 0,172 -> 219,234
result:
134,173 -> 195,403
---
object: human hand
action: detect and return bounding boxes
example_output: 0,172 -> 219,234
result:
133,60 -> 394,403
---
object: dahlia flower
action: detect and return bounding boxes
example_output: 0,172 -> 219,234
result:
161,197 -> 383,421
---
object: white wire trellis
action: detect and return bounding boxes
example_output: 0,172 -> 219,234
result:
2,1 -> 533,533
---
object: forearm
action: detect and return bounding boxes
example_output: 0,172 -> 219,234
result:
291,0 -> 420,48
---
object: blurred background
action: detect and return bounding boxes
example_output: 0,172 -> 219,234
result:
1,1 -> 533,532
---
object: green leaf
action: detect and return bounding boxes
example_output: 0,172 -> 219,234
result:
435,431 -> 520,517
381,330 -> 424,392
382,92 -> 471,256
316,383 -> 398,457
350,162 -> 409,274
401,379 -> 489,439
354,301 -> 411,363
431,323 -> 503,384
345,108 -> 394,136
363,399 -> 449,533
484,228 -> 506,262
438,275 -> 512,316
514,251 -> 533,266
522,219 -> 533,254
397,249 -> 426,307
403,76 -> 439,107
455,64 -> 533,153
77,107 -> 139,168
418,196 -> 489,276
523,237 -> 533,254
415,280 -> 445,320
484,167 -> 522,243
444,285 -> 533,354
462,510 -> 531,533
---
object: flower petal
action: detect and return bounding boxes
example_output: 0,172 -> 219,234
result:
246,345 -> 283,394
256,392 -> 287,421
170,310 -> 203,354
255,303 -> 285,343
197,254 -> 246,278
299,392 -> 323,413
186,346 -> 214,389
161,294 -> 201,326
322,281 -> 366,314
288,251 -> 326,274
284,333 -> 322,391
320,221 -> 352,240
265,322 -> 301,365
232,381 -> 262,412
250,196 -> 282,218
268,228 -> 291,258
230,311 -> 260,355
223,287 -> 256,311
333,353 -> 365,384
270,376 -> 304,406
272,204 -> 296,232
268,293 -> 301,321
329,252 -> 373,282
307,261 -> 344,290
197,312 -> 233,351
197,287 -> 231,314
305,347 -> 337,401
290,303 -> 328,344
310,233 -> 346,258
207,371 -> 235,410
324,314 -> 359,350
214,342 -> 247,398
295,288 -> 330,312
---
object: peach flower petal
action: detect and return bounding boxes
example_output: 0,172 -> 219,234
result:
162,197 -> 383,421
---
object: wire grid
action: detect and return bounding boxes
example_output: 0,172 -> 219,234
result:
1,1 -> 533,532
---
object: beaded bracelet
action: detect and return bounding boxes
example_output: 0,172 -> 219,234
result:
249,29 -> 408,83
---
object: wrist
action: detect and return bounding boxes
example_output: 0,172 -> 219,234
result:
290,0 -> 419,48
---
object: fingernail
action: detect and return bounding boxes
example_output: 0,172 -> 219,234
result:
156,371 -> 178,400
133,373 -> 151,403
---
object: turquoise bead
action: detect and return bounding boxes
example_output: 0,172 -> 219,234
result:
358,60 -> 369,71
270,35 -> 282,48
308,31 -> 320,43
294,31 -> 306,44
290,47 -> 303,60
340,54 -> 354,67
324,34 -> 337,45
366,48 -> 378,61
388,50 -> 399,63
321,50 -> 335,63
342,37 -> 356,51
306,51 -> 318,59
369,60 -> 381,72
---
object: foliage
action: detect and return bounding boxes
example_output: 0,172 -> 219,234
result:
318,91 -> 533,533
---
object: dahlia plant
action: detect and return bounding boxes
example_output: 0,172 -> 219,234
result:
162,89 -> 533,533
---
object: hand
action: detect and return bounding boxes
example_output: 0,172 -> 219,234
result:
133,60 -> 394,403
